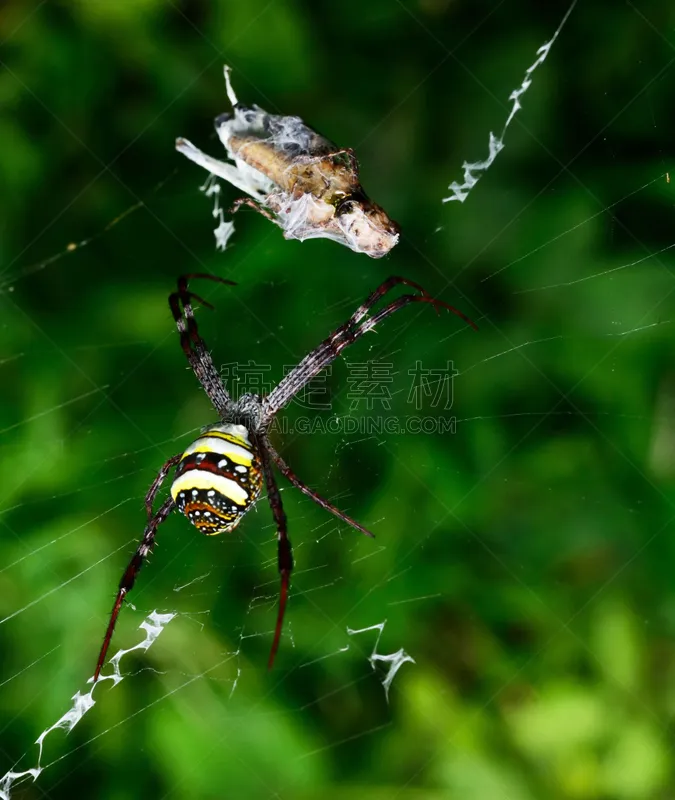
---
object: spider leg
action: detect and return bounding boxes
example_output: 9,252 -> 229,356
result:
262,276 -> 476,419
145,453 -> 182,519
258,442 -> 293,670
93,496 -> 175,682
228,196 -> 277,222
351,292 -> 474,335
168,273 -> 236,418
348,276 -> 476,329
265,439 -> 374,538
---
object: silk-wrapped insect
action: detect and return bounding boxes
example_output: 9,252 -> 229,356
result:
176,67 -> 400,258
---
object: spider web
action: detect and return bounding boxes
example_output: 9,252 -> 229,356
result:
1,1 -> 674,797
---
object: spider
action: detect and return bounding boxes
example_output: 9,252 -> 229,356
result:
93,274 -> 475,681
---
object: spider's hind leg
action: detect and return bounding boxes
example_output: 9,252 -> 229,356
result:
145,453 -> 183,519
93,496 -> 176,682
258,440 -> 293,670
265,439 -> 374,538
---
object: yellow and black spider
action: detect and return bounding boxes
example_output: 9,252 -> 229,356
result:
93,274 -> 475,680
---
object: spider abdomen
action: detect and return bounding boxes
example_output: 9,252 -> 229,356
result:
170,423 -> 262,535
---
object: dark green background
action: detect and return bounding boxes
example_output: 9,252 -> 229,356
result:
2,1 -> 675,798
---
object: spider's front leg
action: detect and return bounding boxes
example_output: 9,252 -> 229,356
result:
168,273 -> 235,418
258,441 -> 293,670
262,276 -> 476,420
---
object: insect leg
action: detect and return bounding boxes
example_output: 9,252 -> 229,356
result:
228,196 -> 278,222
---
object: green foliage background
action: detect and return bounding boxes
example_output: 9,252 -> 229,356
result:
2,1 -> 675,798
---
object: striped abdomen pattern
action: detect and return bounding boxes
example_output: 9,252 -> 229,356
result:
170,423 -> 262,535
